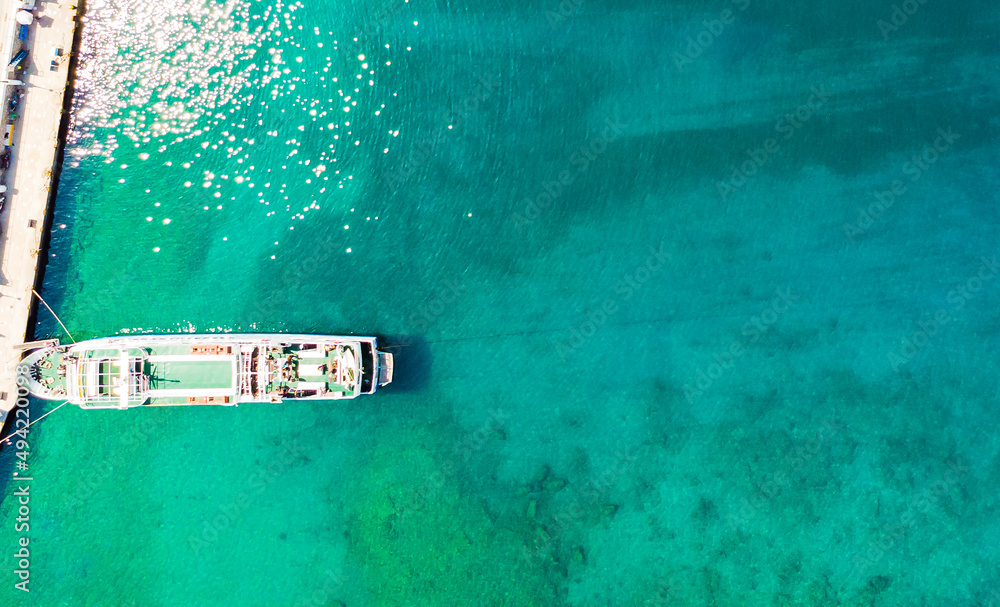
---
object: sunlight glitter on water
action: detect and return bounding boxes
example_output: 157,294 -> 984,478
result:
69,0 -> 406,257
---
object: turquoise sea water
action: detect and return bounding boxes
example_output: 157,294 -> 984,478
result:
2,0 -> 1000,604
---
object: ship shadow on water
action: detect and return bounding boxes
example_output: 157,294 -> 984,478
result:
379,334 -> 431,393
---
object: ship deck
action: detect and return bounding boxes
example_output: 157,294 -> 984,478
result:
74,341 -> 356,405
148,357 -> 236,393
21,335 -> 373,408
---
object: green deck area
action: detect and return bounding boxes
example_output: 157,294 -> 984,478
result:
149,360 -> 234,391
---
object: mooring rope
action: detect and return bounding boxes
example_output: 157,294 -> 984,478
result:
31,288 -> 75,343
1,401 -> 68,444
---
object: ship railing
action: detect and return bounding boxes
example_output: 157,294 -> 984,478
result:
75,350 -> 150,408
239,350 -> 253,397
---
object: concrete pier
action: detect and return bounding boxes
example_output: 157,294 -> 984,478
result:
0,0 -> 78,429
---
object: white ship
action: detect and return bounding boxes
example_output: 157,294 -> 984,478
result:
17,333 -> 393,409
